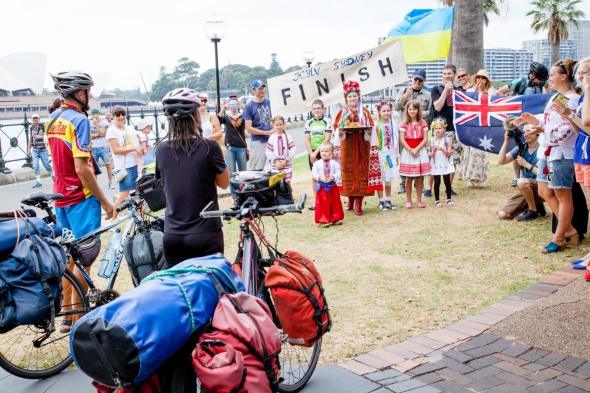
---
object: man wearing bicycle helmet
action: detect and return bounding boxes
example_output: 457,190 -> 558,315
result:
46,71 -> 114,236
497,62 -> 550,187
156,88 -> 229,267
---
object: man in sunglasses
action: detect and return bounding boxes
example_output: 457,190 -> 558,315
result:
394,69 -> 431,193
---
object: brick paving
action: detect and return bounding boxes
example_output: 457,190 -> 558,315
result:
337,265 -> 590,392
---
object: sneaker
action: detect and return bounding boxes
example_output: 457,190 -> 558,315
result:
319,223 -> 332,228
451,189 -> 457,196
536,203 -> 546,217
384,201 -> 396,210
516,209 -> 540,221
308,203 -> 315,211
397,186 -> 406,194
32,181 -> 42,188
510,179 -> 518,187
480,182 -> 487,188
467,181 -> 474,188
423,189 -> 432,198
108,181 -> 115,189
379,202 -> 387,211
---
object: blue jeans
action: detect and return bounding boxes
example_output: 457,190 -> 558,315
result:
32,149 -> 52,175
225,145 -> 248,173
92,146 -> 111,164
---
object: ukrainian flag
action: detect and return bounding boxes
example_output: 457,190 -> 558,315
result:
384,7 -> 454,63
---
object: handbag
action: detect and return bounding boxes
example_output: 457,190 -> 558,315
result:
114,168 -> 128,183
71,236 -> 102,268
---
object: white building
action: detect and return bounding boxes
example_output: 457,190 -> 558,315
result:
568,20 -> 590,60
484,48 -> 533,83
521,40 -> 577,68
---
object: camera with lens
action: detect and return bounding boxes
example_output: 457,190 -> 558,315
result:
504,116 -> 526,158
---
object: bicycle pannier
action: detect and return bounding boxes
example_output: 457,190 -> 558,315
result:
194,274 -> 282,393
71,236 -> 102,268
0,219 -> 67,332
0,212 -> 56,259
230,171 -> 293,209
71,255 -> 244,388
123,230 -> 165,286
136,173 -> 166,212
265,250 -> 332,347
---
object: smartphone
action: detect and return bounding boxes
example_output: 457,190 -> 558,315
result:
553,93 -> 569,105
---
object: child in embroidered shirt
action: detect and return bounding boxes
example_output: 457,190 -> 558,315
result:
266,116 -> 296,184
399,100 -> 431,209
375,101 -> 400,211
312,142 -> 344,227
428,118 -> 455,207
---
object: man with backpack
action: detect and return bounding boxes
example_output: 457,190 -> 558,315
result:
497,62 -> 550,186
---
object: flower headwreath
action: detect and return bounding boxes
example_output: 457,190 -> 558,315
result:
376,100 -> 393,112
343,80 -> 361,99
430,117 -> 448,132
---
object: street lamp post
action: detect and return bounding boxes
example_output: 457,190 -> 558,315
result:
204,19 -> 227,113
302,50 -> 316,68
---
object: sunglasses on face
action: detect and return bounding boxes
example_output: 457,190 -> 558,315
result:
413,78 -> 423,82
201,99 -> 208,103
457,74 -> 468,79
114,113 -> 126,117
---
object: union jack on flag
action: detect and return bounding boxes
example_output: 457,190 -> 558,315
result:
453,91 -> 552,155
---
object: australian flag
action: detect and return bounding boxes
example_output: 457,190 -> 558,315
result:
454,91 -> 553,154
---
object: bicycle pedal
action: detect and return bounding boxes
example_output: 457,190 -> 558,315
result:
88,288 -> 101,303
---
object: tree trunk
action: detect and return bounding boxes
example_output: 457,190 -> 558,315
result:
551,39 -> 560,65
450,0 -> 484,75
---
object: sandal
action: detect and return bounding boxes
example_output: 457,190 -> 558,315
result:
540,241 -> 565,254
417,203 -> 426,209
405,202 -> 413,209
435,201 -> 442,208
566,233 -> 579,245
319,223 -> 332,228
446,199 -> 454,206
60,319 -> 72,334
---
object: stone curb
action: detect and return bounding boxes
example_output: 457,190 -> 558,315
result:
338,264 -> 586,379
0,168 -> 52,186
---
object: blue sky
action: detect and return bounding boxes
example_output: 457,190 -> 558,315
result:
3,0 -> 588,91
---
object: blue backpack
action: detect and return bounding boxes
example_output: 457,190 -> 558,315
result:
0,217 -> 68,333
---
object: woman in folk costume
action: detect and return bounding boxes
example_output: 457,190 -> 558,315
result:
332,80 -> 382,215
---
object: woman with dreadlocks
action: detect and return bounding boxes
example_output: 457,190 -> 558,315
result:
155,88 -> 230,267
332,80 -> 382,215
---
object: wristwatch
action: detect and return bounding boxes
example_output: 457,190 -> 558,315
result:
568,112 -> 575,120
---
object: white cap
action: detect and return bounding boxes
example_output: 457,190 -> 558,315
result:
32,114 -> 40,119
137,119 -> 152,130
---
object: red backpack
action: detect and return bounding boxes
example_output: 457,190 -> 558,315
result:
193,273 -> 282,393
264,250 -> 332,347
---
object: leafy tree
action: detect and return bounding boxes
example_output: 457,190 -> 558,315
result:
284,65 -> 303,73
172,57 -> 200,88
527,0 -> 586,65
269,53 -> 283,77
197,69 -> 216,91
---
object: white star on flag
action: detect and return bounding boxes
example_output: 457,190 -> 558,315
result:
479,135 -> 495,151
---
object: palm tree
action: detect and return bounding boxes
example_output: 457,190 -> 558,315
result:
527,0 -> 586,65
440,0 -> 505,73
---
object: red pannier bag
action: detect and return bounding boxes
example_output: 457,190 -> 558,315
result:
264,250 -> 332,347
193,273 -> 282,393
91,374 -> 160,393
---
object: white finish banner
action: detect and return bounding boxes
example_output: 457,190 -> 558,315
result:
267,40 -> 408,117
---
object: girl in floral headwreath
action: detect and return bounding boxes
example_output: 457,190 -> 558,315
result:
428,117 -> 455,207
374,101 -> 399,211
333,80 -> 382,216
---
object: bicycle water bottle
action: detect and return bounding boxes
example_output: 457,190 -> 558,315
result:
97,229 -> 123,278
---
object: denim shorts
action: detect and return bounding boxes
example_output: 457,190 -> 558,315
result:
56,196 -> 102,238
116,165 -> 138,192
537,157 -> 575,189
92,146 -> 111,164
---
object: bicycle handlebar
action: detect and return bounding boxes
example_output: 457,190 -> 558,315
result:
115,195 -> 142,212
200,194 -> 307,219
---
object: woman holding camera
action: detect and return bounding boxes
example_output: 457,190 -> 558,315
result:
514,59 -> 580,253
219,96 -> 247,172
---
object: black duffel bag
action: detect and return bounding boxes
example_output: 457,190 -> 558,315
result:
137,172 -> 166,212
230,171 -> 293,208
123,230 -> 165,286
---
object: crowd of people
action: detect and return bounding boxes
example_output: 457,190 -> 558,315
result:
37,55 -> 590,278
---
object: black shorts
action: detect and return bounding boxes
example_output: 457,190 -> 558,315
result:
308,151 -> 320,170
163,230 -> 224,268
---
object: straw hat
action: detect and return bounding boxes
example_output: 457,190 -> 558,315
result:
471,70 -> 492,90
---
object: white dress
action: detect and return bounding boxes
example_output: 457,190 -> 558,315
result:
375,120 -> 400,183
430,137 -> 455,175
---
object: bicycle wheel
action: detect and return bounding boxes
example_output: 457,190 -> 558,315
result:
0,269 -> 90,379
261,289 -> 322,393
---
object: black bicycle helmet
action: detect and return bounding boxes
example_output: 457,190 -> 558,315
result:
50,71 -> 94,96
162,88 -> 201,118
529,62 -> 549,81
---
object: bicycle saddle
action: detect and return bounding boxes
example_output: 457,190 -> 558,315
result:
21,192 -> 64,206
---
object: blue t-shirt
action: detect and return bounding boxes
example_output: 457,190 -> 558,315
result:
243,98 -> 272,143
509,145 -> 538,179
574,95 -> 590,165
507,76 -> 546,95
